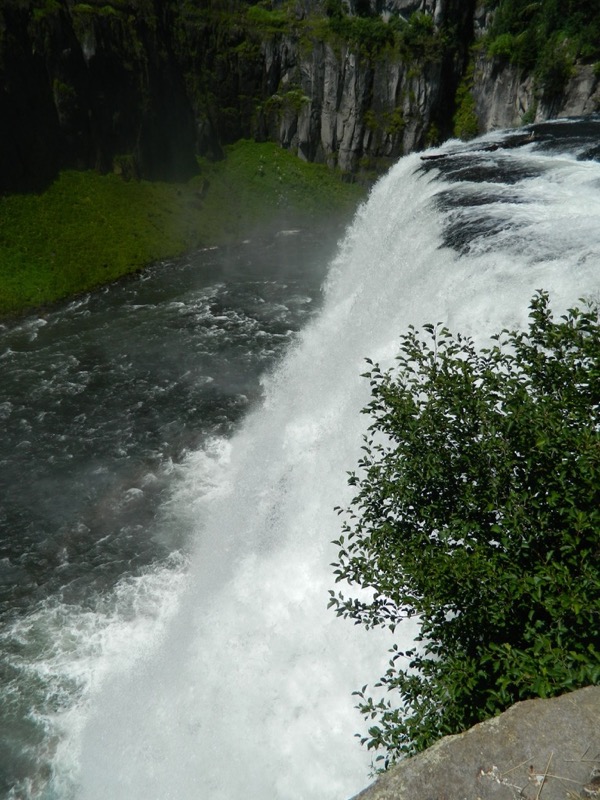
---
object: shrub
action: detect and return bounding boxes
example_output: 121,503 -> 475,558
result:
484,0 -> 600,83
399,11 -> 438,59
536,36 -> 575,100
246,4 -> 289,32
486,32 -> 516,59
453,67 -> 478,140
330,292 -> 600,765
327,13 -> 395,58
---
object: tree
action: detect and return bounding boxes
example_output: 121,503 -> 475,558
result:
329,291 -> 600,766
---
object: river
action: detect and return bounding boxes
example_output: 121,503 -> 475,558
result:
1,116 -> 600,799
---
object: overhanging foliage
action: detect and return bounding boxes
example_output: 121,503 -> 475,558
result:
330,291 -> 600,765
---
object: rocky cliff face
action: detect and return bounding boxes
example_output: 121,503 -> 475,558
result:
468,0 -> 600,133
472,55 -> 600,132
1,0 -> 599,194
255,37 -> 447,173
0,1 -> 197,192
173,0 -> 473,176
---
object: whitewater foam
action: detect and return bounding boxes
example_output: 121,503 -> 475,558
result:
32,128 -> 600,799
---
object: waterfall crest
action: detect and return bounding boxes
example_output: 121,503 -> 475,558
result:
52,120 -> 600,800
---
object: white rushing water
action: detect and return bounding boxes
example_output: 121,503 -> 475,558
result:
24,122 -> 600,799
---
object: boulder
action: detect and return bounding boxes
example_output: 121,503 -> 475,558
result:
350,686 -> 600,800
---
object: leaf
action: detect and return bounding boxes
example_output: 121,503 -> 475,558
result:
331,292 -> 600,762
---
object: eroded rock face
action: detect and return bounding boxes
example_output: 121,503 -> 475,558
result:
1,0 -> 599,193
472,54 -> 536,131
0,2 -> 198,192
256,38 -> 447,174
472,55 -> 600,132
347,0 -> 459,27
553,65 -> 600,119
349,685 -> 600,800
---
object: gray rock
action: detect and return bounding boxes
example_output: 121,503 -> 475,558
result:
472,56 -> 600,133
350,686 -> 600,800
3,0 -> 599,193
554,65 -> 600,118
473,56 -> 536,131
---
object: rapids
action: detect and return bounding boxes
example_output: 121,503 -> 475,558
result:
1,116 -> 600,799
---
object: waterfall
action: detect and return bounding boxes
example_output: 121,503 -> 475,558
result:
41,119 -> 600,800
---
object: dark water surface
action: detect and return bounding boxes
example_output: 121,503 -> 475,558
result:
0,229 -> 338,794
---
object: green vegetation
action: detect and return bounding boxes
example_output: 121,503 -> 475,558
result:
484,0 -> 600,97
194,139 -> 363,235
326,11 -> 395,58
31,0 -> 61,20
243,0 -> 447,62
453,65 -> 479,140
363,107 -> 406,138
0,141 -> 363,316
246,3 -> 290,33
330,292 -> 600,766
262,88 -> 311,115
323,8 -> 446,61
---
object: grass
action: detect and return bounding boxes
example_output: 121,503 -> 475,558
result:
193,139 -> 364,238
0,141 -> 365,317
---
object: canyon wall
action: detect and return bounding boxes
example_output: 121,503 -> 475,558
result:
1,0 -> 599,193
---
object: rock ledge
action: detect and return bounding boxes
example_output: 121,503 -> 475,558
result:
351,686 -> 600,800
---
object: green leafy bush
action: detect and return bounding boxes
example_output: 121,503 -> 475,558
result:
246,3 -> 289,32
453,69 -> 478,140
486,31 -> 517,59
330,292 -> 600,765
327,12 -> 395,57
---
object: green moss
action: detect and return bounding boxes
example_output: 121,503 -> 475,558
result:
0,141 -> 364,316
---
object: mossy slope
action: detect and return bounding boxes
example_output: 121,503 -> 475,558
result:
0,141 -> 364,316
